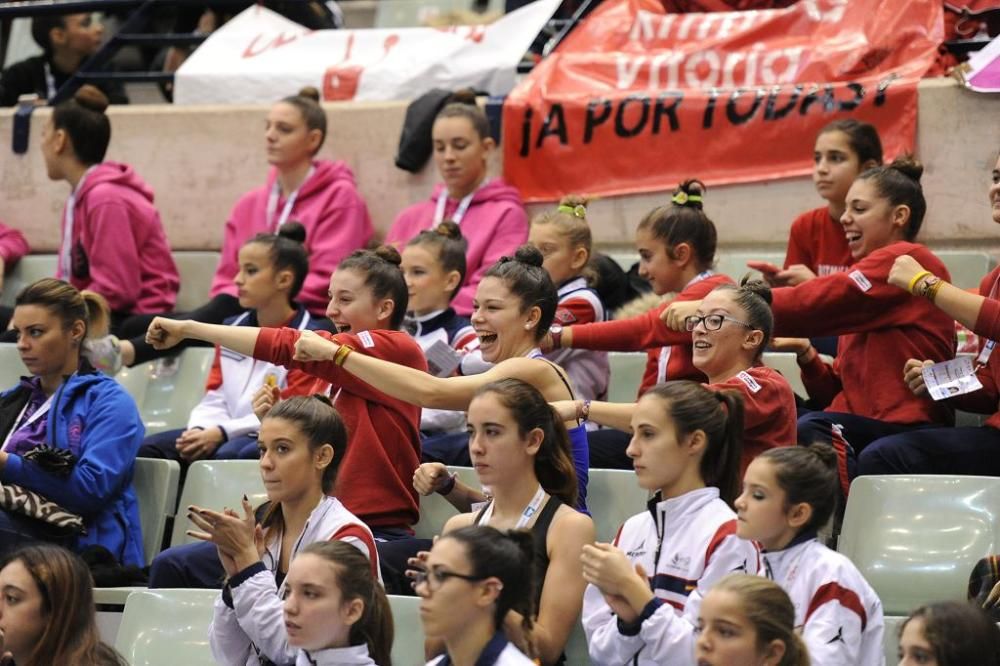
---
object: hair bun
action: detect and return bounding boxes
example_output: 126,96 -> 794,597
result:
433,221 -> 464,241
512,244 -> 544,269
73,85 -> 109,113
297,86 -> 321,103
372,244 -> 402,267
671,179 -> 706,210
446,88 -> 477,106
278,221 -> 307,245
739,275 -> 773,306
804,443 -> 839,470
888,155 -> 923,184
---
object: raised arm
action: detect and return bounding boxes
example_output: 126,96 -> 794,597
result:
888,254 -> 993,336
551,399 -> 636,433
147,318 -> 262,357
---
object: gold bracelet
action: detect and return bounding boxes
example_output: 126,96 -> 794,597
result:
907,270 -> 932,294
924,277 -> 944,303
333,344 -> 354,366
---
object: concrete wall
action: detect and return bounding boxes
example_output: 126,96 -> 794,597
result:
2,77 -> 999,254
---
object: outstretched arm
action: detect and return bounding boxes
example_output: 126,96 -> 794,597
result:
551,399 -> 636,433
889,254 -> 987,333
147,318 -> 262,357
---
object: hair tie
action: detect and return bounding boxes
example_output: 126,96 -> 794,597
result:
557,203 -> 587,218
671,192 -> 703,206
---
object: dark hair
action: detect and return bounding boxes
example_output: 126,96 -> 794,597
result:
246,221 -> 310,302
857,155 -> 926,241
298,540 -> 393,666
472,378 -> 578,507
0,545 -> 127,666
441,526 -> 537,656
337,246 -> 409,330
406,221 -> 468,300
52,85 -> 110,165
819,119 -> 883,165
711,276 -> 774,360
278,86 -> 327,154
759,444 -> 839,535
636,180 -> 716,271
710,574 -> 809,666
531,195 -> 598,286
260,395 -> 349,537
482,245 -> 557,341
902,601 -> 1000,666
31,15 -> 66,53
15,278 -> 110,342
435,89 -> 491,140
642,381 -> 744,506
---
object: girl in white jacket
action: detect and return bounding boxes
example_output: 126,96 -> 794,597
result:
578,380 -> 761,666
735,445 -> 885,664
283,540 -> 392,666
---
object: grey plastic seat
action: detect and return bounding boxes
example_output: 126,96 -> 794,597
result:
0,343 -> 23,390
761,351 -> 809,399
588,469 -> 649,542
883,615 -> 905,664
607,352 -> 645,403
937,251 -> 995,290
114,589 -> 218,666
0,255 -> 58,307
170,460 -> 266,547
173,251 -> 221,312
115,347 -> 215,435
838,475 -> 1000,615
413,466 -> 481,540
133,458 -> 181,564
388,594 -> 426,666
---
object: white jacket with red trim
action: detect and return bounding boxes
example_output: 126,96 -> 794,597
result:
765,536 -> 884,665
583,487 -> 761,665
209,496 -> 380,666
544,277 -> 609,402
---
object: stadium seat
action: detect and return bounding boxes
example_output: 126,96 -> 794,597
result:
133,458 -> 181,564
761,352 -> 808,399
114,589 -> 217,666
937,251 -> 995,290
607,351 -> 645,403
838,475 -> 1000,615
0,255 -> 57,307
0,343 -> 22,389
388,594 -> 425,666
883,615 -> 904,664
714,251 -> 784,282
116,347 -> 215,435
413,466 -> 481,540
170,460 -> 267,547
587,469 -> 648,542
173,251 -> 221,312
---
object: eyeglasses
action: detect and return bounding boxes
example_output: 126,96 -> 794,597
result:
684,314 -> 753,332
413,567 -> 486,592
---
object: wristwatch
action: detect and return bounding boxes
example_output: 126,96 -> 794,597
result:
549,324 -> 564,349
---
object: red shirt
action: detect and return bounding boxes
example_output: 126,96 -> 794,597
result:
255,328 -> 426,530
953,266 -> 1000,430
569,273 -> 734,397
771,242 -> 956,425
784,207 -> 854,277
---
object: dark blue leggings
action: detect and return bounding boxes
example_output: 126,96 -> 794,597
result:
860,425 -> 1000,476
138,428 -> 259,462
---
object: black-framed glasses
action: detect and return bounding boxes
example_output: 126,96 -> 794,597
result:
413,567 -> 486,592
684,314 -> 753,332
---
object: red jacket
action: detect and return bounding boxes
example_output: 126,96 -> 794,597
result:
952,266 -> 1000,430
712,366 -> 797,473
254,327 -> 425,530
772,242 -> 956,425
784,207 -> 854,277
569,273 -> 733,397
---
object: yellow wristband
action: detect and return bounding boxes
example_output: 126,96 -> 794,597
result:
333,344 -> 354,366
908,271 -> 932,294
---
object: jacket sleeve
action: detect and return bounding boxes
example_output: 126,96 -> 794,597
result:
0,223 -> 29,263
800,583 -> 871,665
783,214 -> 814,269
452,206 -> 528,314
974,299 -> 1000,341
82,201 -> 144,312
300,189 -> 373,313
0,384 -> 143,517
227,564 -> 297,665
798,353 -> 842,409
208,595 -> 253,666
685,531 -> 760,624
571,304 -> 690,352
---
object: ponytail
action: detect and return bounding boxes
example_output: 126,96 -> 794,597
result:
709,574 -> 809,666
760,444 -> 839,536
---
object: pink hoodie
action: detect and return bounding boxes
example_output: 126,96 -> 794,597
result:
0,222 -> 29,264
210,159 -> 373,315
386,179 -> 528,315
57,162 -> 179,314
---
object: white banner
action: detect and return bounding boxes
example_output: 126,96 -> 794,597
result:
174,0 -> 560,105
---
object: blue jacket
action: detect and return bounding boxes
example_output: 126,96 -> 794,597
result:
0,367 -> 145,566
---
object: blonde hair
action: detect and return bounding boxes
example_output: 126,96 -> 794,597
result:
15,278 -> 110,340
710,574 -> 810,666
531,195 -> 596,285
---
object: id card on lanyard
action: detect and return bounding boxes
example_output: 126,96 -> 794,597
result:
266,166 -> 315,231
60,166 -> 97,278
433,188 -> 477,226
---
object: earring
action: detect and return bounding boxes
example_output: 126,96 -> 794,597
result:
524,323 -> 532,330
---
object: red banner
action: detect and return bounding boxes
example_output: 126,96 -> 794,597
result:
502,0 -> 944,202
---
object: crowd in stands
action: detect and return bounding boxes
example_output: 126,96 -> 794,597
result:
5,5 -> 1000,662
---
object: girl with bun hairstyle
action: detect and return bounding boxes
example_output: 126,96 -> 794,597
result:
144,246 -> 426,538
137,223 -> 323,463
86,87 -> 372,374
543,181 -> 737,468
665,157 -> 956,483
898,601 -> 1000,666
387,90 -> 529,316
695,574 -> 808,666
529,196 -> 609,403
39,85 -> 178,325
735,446 -> 884,663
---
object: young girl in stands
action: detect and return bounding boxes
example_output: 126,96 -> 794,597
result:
417,526 -> 539,666
695,574 -> 807,666
870,150 -> 1000,477
0,544 -> 128,666
401,221 -> 476,435
87,86 -> 371,373
137,223 -> 320,463
414,379 -> 594,665
898,601 -> 1000,666
387,90 -> 528,316
665,158 -> 955,476
0,278 -> 144,566
145,246 -> 425,540
0,220 -> 30,331
38,85 -> 178,330
575,381 -> 760,666
159,396 -> 379,666
543,181 -> 735,467
528,196 -> 609,403
282,540 -> 393,666
735,445 -> 885,663
750,119 -> 882,287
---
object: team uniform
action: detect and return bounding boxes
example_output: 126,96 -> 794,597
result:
406,308 -> 477,435
297,645 -> 376,666
713,366 -> 797,473
583,487 -> 761,666
546,276 -> 610,404
427,632 -> 536,666
765,534 -> 885,665
784,206 -> 854,277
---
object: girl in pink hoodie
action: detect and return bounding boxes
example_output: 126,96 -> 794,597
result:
386,90 -> 528,316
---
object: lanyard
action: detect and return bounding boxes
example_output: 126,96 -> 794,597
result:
43,62 -> 57,100
266,166 -> 315,231
478,485 -> 546,529
60,166 -> 97,278
433,189 -> 476,226
1,394 -> 54,453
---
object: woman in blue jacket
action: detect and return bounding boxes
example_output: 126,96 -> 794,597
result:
0,278 -> 144,567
